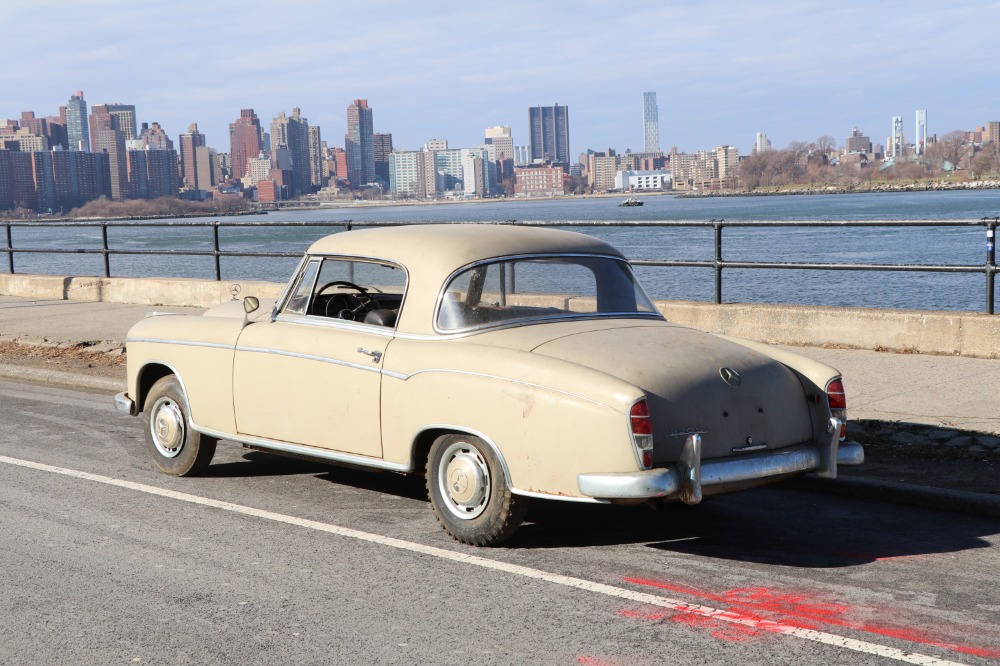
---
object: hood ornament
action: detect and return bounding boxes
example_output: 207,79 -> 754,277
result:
720,367 -> 741,387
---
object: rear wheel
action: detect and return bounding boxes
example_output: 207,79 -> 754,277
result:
426,434 -> 526,546
142,375 -> 216,476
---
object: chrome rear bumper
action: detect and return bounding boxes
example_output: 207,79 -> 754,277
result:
578,418 -> 863,503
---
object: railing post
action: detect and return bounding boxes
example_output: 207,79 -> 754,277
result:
713,221 -> 723,304
5,223 -> 12,274
101,223 -> 111,277
986,217 -> 997,315
213,222 -> 221,281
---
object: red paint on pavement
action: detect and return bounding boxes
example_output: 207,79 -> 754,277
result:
621,577 -> 1000,659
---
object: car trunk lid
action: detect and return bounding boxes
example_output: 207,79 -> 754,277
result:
529,324 -> 814,461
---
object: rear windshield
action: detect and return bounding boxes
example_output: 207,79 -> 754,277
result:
437,255 -> 660,331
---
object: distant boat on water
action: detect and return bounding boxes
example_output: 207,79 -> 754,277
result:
619,197 -> 644,207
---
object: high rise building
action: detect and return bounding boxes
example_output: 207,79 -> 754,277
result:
528,104 -> 570,165
986,121 -> 1000,144
90,105 -> 130,200
179,123 -> 206,189
106,104 -> 137,140
642,93 -> 660,153
230,109 -> 262,182
138,122 -> 173,151
389,150 -> 428,199
308,125 -> 324,189
845,127 -> 871,154
484,126 -> 513,162
66,91 -> 89,151
194,146 -> 219,191
373,132 -> 393,184
484,126 -> 514,182
270,108 -> 312,196
890,115 -> 904,159
345,99 -> 375,186
915,109 -> 928,156
755,131 -> 771,154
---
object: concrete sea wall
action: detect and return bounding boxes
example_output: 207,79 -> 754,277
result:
2,273 -> 998,359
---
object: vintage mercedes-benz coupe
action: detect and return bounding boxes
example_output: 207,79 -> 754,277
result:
115,224 -> 863,545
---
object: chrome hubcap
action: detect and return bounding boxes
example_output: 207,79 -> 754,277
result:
150,397 -> 184,458
438,442 -> 490,520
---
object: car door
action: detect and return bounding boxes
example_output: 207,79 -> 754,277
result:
231,256 -> 404,458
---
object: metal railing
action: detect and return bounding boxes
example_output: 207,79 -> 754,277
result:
3,216 -> 999,313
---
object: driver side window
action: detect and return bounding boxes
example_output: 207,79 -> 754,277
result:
284,257 -> 406,327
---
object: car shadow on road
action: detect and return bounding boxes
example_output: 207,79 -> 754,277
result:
512,486 -> 997,566
200,449 -> 996,565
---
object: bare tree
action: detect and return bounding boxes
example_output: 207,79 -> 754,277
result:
971,143 -> 1000,177
815,135 -> 837,152
925,130 -> 967,171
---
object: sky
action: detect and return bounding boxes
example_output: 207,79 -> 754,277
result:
3,1 -> 999,158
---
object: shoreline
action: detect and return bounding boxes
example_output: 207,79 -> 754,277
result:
5,179 -> 1000,221
676,179 -> 1000,198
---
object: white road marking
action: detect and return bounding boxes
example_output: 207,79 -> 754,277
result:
0,454 -> 968,666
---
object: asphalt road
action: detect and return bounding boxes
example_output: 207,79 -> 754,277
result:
2,378 -> 999,666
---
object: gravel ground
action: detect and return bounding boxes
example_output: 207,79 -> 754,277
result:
2,340 -> 997,497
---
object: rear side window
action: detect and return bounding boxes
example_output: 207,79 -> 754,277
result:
437,255 -> 659,331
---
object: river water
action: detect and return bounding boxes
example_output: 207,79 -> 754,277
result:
6,189 -> 1000,312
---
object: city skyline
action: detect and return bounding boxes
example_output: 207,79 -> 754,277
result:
2,2 -> 998,157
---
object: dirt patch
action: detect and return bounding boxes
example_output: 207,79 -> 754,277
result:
0,340 -> 126,382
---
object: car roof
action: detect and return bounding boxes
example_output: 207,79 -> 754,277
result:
305,224 -> 627,336
306,224 -> 623,266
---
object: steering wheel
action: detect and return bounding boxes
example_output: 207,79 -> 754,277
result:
316,280 -> 379,320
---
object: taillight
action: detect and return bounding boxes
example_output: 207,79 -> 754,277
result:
630,399 -> 654,468
826,378 -> 847,441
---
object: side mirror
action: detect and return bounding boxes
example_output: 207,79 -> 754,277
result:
241,296 -> 260,329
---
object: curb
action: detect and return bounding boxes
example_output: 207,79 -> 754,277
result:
787,475 -> 1000,518
0,363 -> 124,394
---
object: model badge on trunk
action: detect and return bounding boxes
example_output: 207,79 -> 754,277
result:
720,367 -> 741,387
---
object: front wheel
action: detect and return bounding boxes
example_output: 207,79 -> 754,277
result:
426,434 -> 526,546
142,375 -> 216,476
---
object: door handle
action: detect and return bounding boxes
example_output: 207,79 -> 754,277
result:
357,347 -> 382,363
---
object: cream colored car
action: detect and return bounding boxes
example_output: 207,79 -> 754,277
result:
115,224 -> 863,546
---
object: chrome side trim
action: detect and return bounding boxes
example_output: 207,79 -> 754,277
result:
114,391 -> 136,416
510,488 -> 605,504
236,345 -> 382,375
274,312 -> 397,337
127,338 -> 235,350
192,424 -> 410,473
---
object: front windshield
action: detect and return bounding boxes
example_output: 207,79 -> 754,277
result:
437,255 -> 660,331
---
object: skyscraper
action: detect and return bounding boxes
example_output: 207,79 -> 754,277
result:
373,132 -> 393,184
106,104 -> 137,140
890,115 -> 904,159
89,105 -> 130,200
66,91 -> 89,151
270,108 -> 312,196
915,109 -> 928,156
179,123 -> 206,189
345,99 -> 375,186
528,104 -> 570,165
230,109 -> 262,181
642,93 -> 660,153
